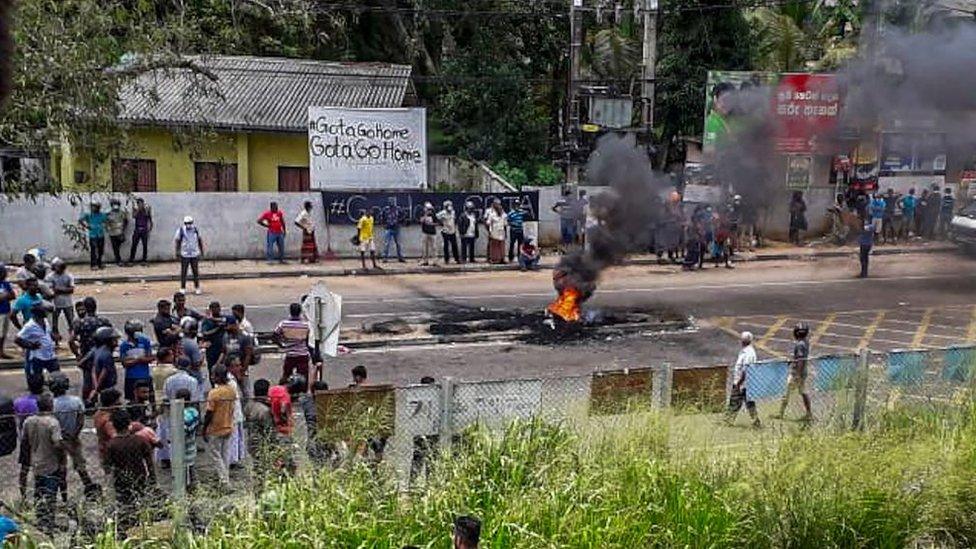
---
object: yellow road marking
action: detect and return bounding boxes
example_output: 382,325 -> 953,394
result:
967,305 -> 976,343
857,311 -> 886,351
755,317 -> 790,358
911,308 -> 934,348
810,313 -> 836,346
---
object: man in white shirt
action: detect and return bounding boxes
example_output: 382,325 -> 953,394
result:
725,331 -> 761,428
174,216 -> 204,295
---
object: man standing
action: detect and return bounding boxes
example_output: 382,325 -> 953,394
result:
9,276 -> 43,329
17,394 -> 63,533
775,323 -> 813,422
49,373 -> 99,500
203,364 -> 236,486
91,326 -> 120,403
901,188 -> 917,238
179,317 -> 206,388
274,303 -> 311,390
870,193 -> 886,240
726,331 -> 760,428
175,216 -> 204,295
150,298 -> 180,351
70,297 -> 111,404
484,199 -> 508,264
231,304 -> 254,336
294,200 -> 318,264
437,200 -> 460,265
381,198 -> 405,263
881,189 -> 899,244
44,258 -> 74,343
173,291 -> 202,322
356,208 -> 378,270
507,199 -> 526,263
219,316 -> 255,397
458,201 -> 479,263
243,379 -> 276,475
158,356 -> 203,468
552,189 -> 579,253
200,301 -> 227,375
79,202 -> 107,270
858,222 -> 874,279
0,264 -> 13,359
939,187 -> 956,239
105,408 -> 156,530
128,197 -> 153,266
15,303 -> 59,387
119,319 -> 154,402
258,201 -> 287,264
788,191 -> 807,246
105,198 -> 129,267
419,202 -> 438,267
926,186 -> 942,239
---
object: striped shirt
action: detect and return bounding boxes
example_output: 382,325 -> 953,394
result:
275,318 -> 310,357
507,209 -> 525,231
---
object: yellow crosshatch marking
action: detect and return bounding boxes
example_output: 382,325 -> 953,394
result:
912,308 -> 934,348
758,317 -> 789,348
856,311 -> 886,351
810,313 -> 836,345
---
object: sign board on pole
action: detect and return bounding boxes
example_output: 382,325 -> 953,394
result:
309,107 -> 427,190
302,282 -> 343,357
682,184 -> 724,204
786,155 -> 813,190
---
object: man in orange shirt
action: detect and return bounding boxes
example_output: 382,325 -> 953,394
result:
203,364 -> 236,486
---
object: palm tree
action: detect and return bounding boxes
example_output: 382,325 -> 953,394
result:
749,0 -> 861,72
588,26 -> 641,81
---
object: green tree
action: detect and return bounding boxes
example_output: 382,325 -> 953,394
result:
654,0 -> 755,166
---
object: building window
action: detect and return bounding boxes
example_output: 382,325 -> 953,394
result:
111,159 -> 157,192
195,162 -> 238,192
0,154 -> 49,193
278,166 -> 310,192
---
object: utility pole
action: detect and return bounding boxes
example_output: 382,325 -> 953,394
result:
640,0 -> 658,130
566,0 -> 583,184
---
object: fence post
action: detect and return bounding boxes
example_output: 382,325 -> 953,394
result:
852,348 -> 870,431
651,364 -> 673,409
438,377 -> 454,452
170,398 -> 186,498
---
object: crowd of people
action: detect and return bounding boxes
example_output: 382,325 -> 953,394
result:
0,262 -> 400,534
355,196 -> 541,271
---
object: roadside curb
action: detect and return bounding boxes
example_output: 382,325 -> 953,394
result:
70,245 -> 957,286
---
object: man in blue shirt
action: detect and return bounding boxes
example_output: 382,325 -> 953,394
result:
858,222 -> 874,279
10,277 -> 44,330
119,319 -> 154,402
79,202 -> 107,270
870,193 -> 886,240
0,263 -> 14,359
900,188 -> 917,237
91,326 -> 119,403
15,302 -> 59,387
507,199 -> 526,263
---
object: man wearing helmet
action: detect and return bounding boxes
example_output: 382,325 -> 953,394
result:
726,331 -> 761,428
119,319 -> 154,402
775,322 -> 813,422
69,297 -> 111,403
91,326 -> 120,403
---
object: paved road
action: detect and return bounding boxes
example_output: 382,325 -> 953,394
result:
2,251 -> 975,392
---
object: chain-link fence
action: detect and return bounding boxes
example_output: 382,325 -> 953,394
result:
3,344 -> 976,542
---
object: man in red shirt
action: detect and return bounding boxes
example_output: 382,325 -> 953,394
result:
258,202 -> 287,264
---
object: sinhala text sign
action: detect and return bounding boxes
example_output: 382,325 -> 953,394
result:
308,107 -> 427,190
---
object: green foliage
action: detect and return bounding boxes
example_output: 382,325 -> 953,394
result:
532,162 -> 563,187
492,160 -> 528,190
655,1 -> 755,165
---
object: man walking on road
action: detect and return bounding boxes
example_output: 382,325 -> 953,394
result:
175,216 -> 204,295
44,258 -> 74,343
17,393 -> 62,533
726,331 -> 760,428
258,201 -> 287,264
128,197 -> 153,266
858,222 -> 874,279
775,323 -> 813,423
437,200 -> 460,264
50,373 -> 99,500
15,302 -> 59,387
79,202 -> 107,270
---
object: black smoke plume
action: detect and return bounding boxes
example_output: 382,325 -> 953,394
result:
554,133 -> 670,300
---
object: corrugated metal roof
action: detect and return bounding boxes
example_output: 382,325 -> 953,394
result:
118,55 -> 412,132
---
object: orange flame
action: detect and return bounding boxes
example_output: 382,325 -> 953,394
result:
548,287 -> 582,322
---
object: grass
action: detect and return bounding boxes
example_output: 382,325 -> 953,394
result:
48,400 -> 976,547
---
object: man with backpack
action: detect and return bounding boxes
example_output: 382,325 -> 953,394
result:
174,216 -> 204,295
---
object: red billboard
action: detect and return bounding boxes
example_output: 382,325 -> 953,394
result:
772,74 -> 841,154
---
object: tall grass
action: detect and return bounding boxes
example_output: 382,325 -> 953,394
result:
88,402 -> 976,548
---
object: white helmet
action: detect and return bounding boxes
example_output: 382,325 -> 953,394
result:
740,331 -> 754,344
183,216 -> 194,224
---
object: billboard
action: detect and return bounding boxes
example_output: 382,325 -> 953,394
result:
320,190 -> 539,225
308,107 -> 427,190
703,71 -> 841,156
773,74 -> 841,154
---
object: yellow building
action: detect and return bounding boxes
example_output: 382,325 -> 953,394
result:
59,55 -> 412,192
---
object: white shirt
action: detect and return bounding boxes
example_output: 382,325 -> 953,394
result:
733,344 -> 757,386
175,225 -> 202,258
295,209 -> 314,233
484,209 -> 508,241
17,319 -> 56,362
436,209 -> 456,235
238,317 -> 254,336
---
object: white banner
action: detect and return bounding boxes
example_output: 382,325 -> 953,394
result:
302,282 -> 343,358
308,107 -> 427,190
